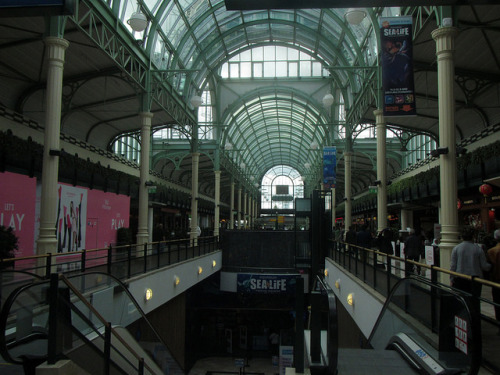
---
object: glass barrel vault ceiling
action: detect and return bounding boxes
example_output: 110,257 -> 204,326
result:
118,0 -> 383,182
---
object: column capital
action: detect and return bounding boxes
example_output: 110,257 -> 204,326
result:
373,109 -> 384,118
431,26 -> 460,42
43,36 -> 70,50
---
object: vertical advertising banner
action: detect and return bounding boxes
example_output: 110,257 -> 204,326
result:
0,172 -> 37,258
323,146 -> 336,189
55,184 -> 88,253
380,16 -> 416,117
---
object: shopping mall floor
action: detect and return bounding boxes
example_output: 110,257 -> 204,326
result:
188,356 -> 280,375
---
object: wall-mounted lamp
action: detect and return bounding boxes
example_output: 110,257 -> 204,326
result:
347,293 -> 355,306
442,17 -> 453,27
212,260 -> 217,268
145,288 -> 153,302
430,147 -> 449,157
197,266 -> 203,275
335,278 -> 341,290
323,268 -> 329,277
173,275 -> 180,286
49,149 -> 61,156
456,146 -> 467,156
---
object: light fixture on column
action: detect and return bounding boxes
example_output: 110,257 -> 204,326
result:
240,162 -> 246,169
345,8 -> 366,25
127,3 -> 149,32
225,143 -> 233,151
430,147 -> 449,157
322,93 -> 334,108
310,141 -> 319,150
304,162 -> 311,169
190,95 -> 203,109
442,18 -> 453,27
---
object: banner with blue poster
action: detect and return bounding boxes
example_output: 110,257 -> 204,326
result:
380,16 -> 416,117
237,274 -> 297,294
323,146 -> 336,189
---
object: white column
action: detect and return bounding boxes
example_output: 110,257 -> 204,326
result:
432,25 -> 460,280
374,109 -> 388,233
136,112 -> 153,246
148,206 -> 154,243
214,170 -> 221,237
243,191 -> 248,229
344,151 -> 353,227
230,181 -> 235,229
37,37 -> 70,256
331,187 -> 336,231
237,187 -> 242,230
190,152 -> 200,245
400,208 -> 413,232
249,196 -> 253,229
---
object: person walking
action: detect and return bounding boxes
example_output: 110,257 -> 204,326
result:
487,229 -> 500,333
404,228 -> 424,275
357,224 -> 373,262
450,226 -> 491,296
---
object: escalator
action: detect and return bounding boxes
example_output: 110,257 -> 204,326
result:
308,275 -> 482,375
0,271 -> 183,375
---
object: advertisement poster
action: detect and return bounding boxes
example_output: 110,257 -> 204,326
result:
55,184 -> 88,253
323,146 -> 336,189
0,172 -> 37,258
380,16 -> 416,116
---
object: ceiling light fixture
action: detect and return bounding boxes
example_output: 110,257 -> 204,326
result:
127,3 -> 149,32
322,93 -> 334,107
345,8 -> 366,26
190,95 -> 203,109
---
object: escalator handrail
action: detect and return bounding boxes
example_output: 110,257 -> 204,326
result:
58,273 -> 160,374
0,271 -> 178,374
64,271 -> 182,372
310,275 -> 339,373
0,277 -> 49,364
367,275 -> 481,375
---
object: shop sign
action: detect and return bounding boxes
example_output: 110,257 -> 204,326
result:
237,274 -> 297,294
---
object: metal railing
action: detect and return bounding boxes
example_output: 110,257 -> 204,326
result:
0,236 -> 220,281
328,240 -> 500,374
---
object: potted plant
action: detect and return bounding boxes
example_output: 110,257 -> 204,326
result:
0,225 -> 18,269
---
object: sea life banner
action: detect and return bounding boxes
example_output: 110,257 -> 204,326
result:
380,16 -> 416,117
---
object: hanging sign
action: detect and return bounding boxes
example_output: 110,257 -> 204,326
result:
380,16 -> 416,117
323,146 -> 336,189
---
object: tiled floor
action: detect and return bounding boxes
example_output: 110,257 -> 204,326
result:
188,357 -> 280,375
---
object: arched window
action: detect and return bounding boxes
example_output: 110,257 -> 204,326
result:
261,165 -> 304,210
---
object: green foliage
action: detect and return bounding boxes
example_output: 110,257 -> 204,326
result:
116,227 -> 132,246
0,226 -> 18,267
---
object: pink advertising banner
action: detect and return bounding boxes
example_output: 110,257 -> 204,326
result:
0,171 -> 37,258
86,189 -> 130,249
